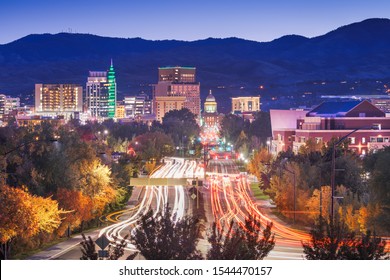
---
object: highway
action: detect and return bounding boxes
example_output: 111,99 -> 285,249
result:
54,157 -> 202,259
207,159 -> 307,260
49,157 -> 307,260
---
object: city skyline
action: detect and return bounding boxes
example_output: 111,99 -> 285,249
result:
1,0 -> 390,44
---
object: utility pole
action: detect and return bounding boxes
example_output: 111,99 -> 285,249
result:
330,127 -> 369,222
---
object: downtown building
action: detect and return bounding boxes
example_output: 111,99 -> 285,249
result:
200,90 -> 223,145
231,96 -> 261,123
270,100 -> 390,155
0,94 -> 20,126
202,90 -> 221,129
153,66 -> 200,122
86,61 -> 116,120
34,84 -> 82,120
123,94 -> 152,118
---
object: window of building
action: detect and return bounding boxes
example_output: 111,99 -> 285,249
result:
370,137 -> 377,143
362,137 -> 366,144
349,137 -> 356,144
315,137 -> 323,144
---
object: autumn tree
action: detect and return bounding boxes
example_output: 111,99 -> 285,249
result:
247,148 -> 273,189
207,216 -> 275,260
363,146 -> 390,234
56,188 -> 93,235
0,185 -> 64,259
306,186 -> 332,221
132,206 -> 203,260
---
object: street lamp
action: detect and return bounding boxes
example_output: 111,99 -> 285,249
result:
330,126 -> 372,222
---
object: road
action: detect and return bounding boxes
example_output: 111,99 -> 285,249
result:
52,157 -> 202,259
207,159 -> 307,260
32,157 -> 307,260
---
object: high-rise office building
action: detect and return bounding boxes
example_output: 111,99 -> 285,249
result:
123,94 -> 152,118
158,66 -> 196,83
0,94 -> 6,116
153,66 -> 200,122
35,84 -> 82,119
86,60 -> 116,119
107,61 -> 116,118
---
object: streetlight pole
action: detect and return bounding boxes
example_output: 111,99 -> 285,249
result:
330,126 -> 371,222
203,142 -> 208,181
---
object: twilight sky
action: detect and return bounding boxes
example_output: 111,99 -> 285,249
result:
1,0 -> 389,44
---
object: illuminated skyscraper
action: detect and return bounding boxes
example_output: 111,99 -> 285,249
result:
86,60 -> 116,119
107,60 -> 116,118
153,66 -> 200,122
35,84 -> 82,119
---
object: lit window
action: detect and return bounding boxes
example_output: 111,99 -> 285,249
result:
362,137 -> 366,144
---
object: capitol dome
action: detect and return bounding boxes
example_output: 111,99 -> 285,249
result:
206,92 -> 216,102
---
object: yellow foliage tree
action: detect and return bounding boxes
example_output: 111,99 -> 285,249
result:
247,148 -> 273,188
0,185 -> 64,244
306,186 -> 332,221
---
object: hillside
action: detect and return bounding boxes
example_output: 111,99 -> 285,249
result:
0,18 -> 390,112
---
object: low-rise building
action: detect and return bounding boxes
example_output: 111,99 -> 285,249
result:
232,96 -> 261,113
270,100 -> 390,155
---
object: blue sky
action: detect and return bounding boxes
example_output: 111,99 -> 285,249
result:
1,0 -> 389,44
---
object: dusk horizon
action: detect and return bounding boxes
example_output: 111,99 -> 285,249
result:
2,0 -> 390,44
2,17 -> 389,45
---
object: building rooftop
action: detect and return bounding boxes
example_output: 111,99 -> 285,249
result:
307,101 -> 362,117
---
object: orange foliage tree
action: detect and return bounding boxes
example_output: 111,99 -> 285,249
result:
306,186 -> 332,222
0,185 -> 64,258
56,188 -> 93,235
247,148 -> 273,189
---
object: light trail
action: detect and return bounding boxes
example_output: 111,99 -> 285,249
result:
209,160 -> 310,252
98,157 -> 197,252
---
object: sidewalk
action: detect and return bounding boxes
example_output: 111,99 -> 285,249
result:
27,231 -> 100,260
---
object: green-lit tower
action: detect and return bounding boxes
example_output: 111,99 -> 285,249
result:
107,59 -> 116,118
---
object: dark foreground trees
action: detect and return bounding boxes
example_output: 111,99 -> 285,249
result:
80,208 -> 277,260
80,234 -> 137,260
132,206 -> 203,260
207,216 -> 275,260
302,217 -> 389,260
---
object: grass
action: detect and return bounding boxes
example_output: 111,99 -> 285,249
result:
13,236 -> 69,260
250,182 -> 270,200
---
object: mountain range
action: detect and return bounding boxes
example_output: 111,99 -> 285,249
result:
0,18 -> 390,112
